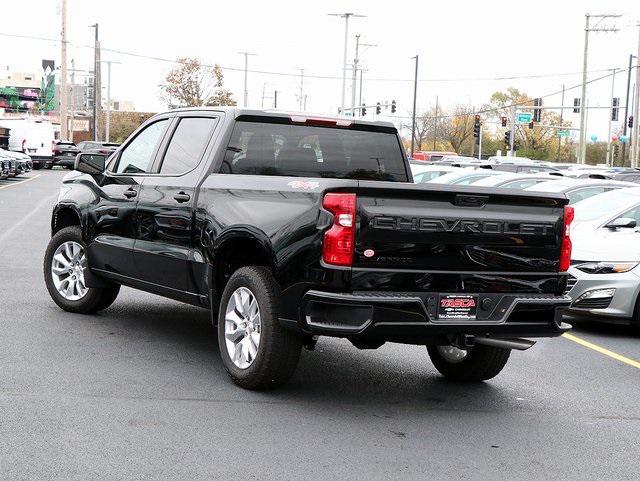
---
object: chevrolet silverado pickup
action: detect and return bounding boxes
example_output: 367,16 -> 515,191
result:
44,108 -> 572,389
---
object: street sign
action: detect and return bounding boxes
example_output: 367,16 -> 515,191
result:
557,130 -> 570,138
517,112 -> 533,123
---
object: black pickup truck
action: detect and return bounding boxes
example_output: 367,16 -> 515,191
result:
44,108 -> 572,389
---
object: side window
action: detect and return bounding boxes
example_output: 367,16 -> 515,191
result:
114,119 -> 168,174
566,187 -> 605,204
616,205 -> 640,223
159,117 -> 217,175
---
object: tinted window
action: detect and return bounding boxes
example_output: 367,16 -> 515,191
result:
115,119 -> 168,174
221,121 -> 408,181
159,117 -> 216,175
566,186 -> 606,204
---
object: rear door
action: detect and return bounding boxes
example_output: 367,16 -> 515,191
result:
132,112 -> 220,294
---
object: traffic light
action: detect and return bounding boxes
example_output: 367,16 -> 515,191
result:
391,100 -> 396,113
504,131 -> 511,146
629,116 -> 634,128
533,98 -> 542,122
528,121 -> 534,129
501,116 -> 507,127
376,102 -> 381,115
612,97 -> 619,121
361,104 -> 367,116
573,98 -> 581,113
473,115 -> 481,145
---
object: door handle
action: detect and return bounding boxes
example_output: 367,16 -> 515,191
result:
123,188 -> 137,198
174,192 -> 191,203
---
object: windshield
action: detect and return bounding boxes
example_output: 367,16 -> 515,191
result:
573,189 -> 640,223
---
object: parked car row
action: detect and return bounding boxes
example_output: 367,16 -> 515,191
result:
52,140 -> 120,169
0,148 -> 32,179
411,154 -> 640,329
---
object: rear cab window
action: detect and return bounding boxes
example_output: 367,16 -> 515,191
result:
220,119 -> 408,182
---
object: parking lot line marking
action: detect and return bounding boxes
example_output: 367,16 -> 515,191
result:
0,174 -> 41,190
563,333 -> 640,370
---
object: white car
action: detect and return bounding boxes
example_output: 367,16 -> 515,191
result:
410,164 -> 457,183
427,167 -> 503,185
0,117 -> 55,169
564,187 -> 640,325
472,172 -> 562,190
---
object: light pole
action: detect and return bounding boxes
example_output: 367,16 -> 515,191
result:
238,51 -> 256,108
578,13 -> 620,164
621,54 -> 636,166
60,0 -> 68,140
101,60 -> 120,142
606,68 -> 617,166
632,23 -> 640,168
329,13 -> 365,114
410,55 -> 419,156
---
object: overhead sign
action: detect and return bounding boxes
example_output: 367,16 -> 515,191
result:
517,112 -> 533,123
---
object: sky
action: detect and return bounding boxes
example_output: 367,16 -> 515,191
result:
0,0 -> 639,139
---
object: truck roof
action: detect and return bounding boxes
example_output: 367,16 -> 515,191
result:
164,106 -> 397,130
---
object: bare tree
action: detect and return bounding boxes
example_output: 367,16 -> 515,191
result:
159,57 -> 236,108
438,105 -> 475,153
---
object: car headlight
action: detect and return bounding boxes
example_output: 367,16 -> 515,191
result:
576,262 -> 638,274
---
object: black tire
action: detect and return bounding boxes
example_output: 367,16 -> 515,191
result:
45,163 -> 53,170
44,226 -> 120,314
427,343 -> 511,382
32,163 -> 41,170
217,266 -> 302,390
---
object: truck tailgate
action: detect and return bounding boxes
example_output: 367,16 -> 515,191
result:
354,181 -> 567,273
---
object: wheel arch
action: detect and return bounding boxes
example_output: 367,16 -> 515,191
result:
211,228 -> 277,300
51,204 -> 83,236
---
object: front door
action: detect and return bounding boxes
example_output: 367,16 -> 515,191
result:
133,114 -> 219,295
87,117 -> 171,279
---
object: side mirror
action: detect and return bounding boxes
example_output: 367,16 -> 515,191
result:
74,153 -> 106,175
605,217 -> 637,230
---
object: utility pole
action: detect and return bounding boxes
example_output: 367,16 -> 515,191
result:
299,68 -> 305,111
410,55 -> 419,156
238,51 -> 255,108
578,13 -> 620,164
358,69 -> 365,116
90,23 -> 101,141
606,68 -> 617,166
329,12 -> 365,115
478,123 -> 483,160
102,61 -> 120,142
69,58 -> 75,142
621,54 -> 636,166
509,104 -> 516,156
351,35 -> 360,115
273,90 -> 278,109
60,0 -> 68,140
557,84 -> 565,162
433,96 -> 439,150
632,23 -> 640,168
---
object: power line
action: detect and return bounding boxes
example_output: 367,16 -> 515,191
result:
0,31 -> 620,84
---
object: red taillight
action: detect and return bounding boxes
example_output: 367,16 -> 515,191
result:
322,193 -> 356,266
559,205 -> 574,272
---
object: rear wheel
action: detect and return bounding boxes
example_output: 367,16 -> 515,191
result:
427,343 -> 511,381
217,266 -> 302,390
44,226 -> 120,313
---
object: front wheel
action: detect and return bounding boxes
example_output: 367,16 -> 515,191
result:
427,343 -> 511,381
217,266 -> 302,390
44,226 -> 120,313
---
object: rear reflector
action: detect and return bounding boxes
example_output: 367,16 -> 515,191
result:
322,193 -> 356,266
559,205 -> 574,272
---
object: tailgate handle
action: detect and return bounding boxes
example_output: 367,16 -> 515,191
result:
454,194 -> 488,208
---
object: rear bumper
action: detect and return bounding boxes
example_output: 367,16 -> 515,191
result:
286,290 -> 571,344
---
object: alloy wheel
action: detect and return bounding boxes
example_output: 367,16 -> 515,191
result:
50,241 -> 88,301
224,287 -> 262,369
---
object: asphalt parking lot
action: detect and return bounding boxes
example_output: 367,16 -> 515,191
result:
1,170 -> 640,480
